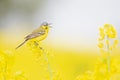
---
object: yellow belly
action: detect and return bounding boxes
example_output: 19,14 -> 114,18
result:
30,33 -> 48,42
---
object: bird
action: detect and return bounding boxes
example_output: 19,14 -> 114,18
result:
16,22 -> 51,49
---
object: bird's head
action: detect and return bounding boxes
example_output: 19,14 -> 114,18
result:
40,22 -> 52,30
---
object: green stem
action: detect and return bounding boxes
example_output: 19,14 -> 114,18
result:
40,47 -> 52,80
34,41 -> 52,80
107,52 -> 111,80
107,37 -> 111,80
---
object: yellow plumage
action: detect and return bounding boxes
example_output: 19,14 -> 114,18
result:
16,22 -> 51,49
30,26 -> 49,42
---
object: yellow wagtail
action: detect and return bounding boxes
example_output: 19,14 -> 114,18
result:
16,22 -> 51,49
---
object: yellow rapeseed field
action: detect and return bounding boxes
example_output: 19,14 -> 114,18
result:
0,24 -> 120,80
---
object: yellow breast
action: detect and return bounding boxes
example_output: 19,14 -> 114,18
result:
30,32 -> 48,42
29,26 -> 49,42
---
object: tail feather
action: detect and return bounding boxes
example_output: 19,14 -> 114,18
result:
16,39 -> 28,49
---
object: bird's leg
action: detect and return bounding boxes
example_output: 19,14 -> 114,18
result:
33,41 -> 43,50
39,47 -> 43,50
34,41 -> 39,47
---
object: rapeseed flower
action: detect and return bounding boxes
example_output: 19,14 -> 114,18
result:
75,24 -> 119,80
0,50 -> 28,80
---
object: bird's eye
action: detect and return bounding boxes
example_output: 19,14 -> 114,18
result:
45,27 -> 48,29
43,26 -> 47,29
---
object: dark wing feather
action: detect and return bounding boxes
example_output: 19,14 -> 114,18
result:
25,31 -> 45,40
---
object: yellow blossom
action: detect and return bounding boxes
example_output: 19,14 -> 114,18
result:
99,27 -> 105,40
104,24 -> 114,30
103,24 -> 117,38
98,43 -> 104,48
97,24 -> 119,80
26,40 -> 43,59
114,40 -> 119,46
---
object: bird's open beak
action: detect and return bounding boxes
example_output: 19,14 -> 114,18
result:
49,26 -> 52,28
48,23 -> 52,28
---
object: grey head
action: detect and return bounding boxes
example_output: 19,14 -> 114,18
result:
41,22 -> 49,26
40,22 -> 52,28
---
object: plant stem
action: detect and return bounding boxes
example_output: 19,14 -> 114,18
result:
107,52 -> 111,80
107,37 -> 111,80
40,47 -> 52,80
34,41 -> 52,80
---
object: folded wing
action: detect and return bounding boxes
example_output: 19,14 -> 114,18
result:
25,31 -> 45,40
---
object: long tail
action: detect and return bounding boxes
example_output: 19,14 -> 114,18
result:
16,39 -> 28,49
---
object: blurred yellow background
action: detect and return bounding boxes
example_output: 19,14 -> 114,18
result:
0,0 -> 120,80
